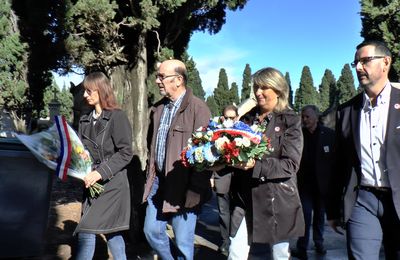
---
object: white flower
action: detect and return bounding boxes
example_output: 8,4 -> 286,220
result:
234,137 -> 244,147
250,124 -> 258,132
195,132 -> 203,139
215,136 -> 230,151
242,137 -> 251,147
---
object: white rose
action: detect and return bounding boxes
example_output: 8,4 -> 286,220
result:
250,124 -> 258,132
215,136 -> 230,151
195,132 -> 203,139
242,137 -> 251,147
234,137 -> 243,147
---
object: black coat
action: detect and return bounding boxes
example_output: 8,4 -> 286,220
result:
235,108 -> 305,244
297,125 -> 335,200
75,109 -> 133,234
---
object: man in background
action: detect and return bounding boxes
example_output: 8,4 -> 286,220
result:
292,105 -> 335,260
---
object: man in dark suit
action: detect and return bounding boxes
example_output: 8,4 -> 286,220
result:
327,40 -> 400,259
292,105 -> 335,260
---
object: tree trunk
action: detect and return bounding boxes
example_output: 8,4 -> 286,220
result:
110,31 -> 148,171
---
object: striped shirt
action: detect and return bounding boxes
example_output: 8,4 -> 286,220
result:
155,92 -> 186,172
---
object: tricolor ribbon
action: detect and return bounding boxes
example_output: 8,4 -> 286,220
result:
55,116 -> 71,181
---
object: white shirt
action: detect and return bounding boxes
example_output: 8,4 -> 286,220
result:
359,82 -> 391,188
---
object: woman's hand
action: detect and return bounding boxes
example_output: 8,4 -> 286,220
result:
84,170 -> 102,188
232,158 -> 256,170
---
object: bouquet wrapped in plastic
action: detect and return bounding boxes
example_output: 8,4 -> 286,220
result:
181,117 -> 274,171
16,116 -> 103,197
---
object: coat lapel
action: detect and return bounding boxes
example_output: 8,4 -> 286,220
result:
386,86 -> 400,153
351,94 -> 363,161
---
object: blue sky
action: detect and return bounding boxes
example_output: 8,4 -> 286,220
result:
187,0 -> 363,97
55,0 -> 363,97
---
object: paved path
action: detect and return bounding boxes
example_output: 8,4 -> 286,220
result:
131,193 -> 354,260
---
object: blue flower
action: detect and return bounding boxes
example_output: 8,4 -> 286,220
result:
203,142 -> 220,164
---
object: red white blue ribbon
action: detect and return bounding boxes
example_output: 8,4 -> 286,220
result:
55,116 -> 71,181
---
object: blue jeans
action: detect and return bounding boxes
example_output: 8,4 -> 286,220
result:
297,189 -> 325,250
144,176 -> 198,260
76,232 -> 126,260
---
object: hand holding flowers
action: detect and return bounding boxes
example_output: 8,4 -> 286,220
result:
16,117 -> 104,197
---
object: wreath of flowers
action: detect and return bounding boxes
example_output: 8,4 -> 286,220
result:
181,116 -> 273,171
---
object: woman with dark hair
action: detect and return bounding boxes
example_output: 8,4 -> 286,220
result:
74,72 -> 133,260
232,67 -> 304,259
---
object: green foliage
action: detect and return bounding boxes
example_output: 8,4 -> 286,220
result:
319,69 -> 336,112
230,82 -> 240,105
336,64 -> 356,105
360,0 -> 400,81
285,72 -> 293,108
12,0 -> 67,114
181,51 -> 205,100
206,95 -> 219,116
63,0 -> 248,74
294,66 -> 318,111
65,0 -> 121,70
213,68 -> 231,114
0,0 -> 29,119
240,64 -> 252,102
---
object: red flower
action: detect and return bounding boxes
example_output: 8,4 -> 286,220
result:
222,141 -> 240,163
181,147 -> 190,168
211,131 -> 222,141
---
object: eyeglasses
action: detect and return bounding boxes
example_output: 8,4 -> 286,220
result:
156,74 -> 180,81
351,56 -> 385,68
224,116 -> 237,120
84,89 -> 97,95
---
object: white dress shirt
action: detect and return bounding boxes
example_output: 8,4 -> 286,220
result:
359,82 -> 391,188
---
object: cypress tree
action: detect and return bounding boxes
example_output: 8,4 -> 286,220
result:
360,0 -> 400,81
230,82 -> 240,105
206,95 -> 219,117
213,68 -> 231,114
294,66 -> 318,111
0,0 -> 29,129
285,72 -> 293,108
241,64 -> 252,102
319,69 -> 336,112
181,52 -> 205,100
336,64 -> 356,105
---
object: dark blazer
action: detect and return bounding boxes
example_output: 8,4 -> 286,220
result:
214,169 -> 233,194
236,108 -> 305,244
297,125 -> 335,199
75,109 -> 133,234
327,85 -> 400,223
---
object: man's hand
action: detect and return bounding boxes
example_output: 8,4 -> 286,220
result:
328,219 -> 344,235
184,190 -> 201,208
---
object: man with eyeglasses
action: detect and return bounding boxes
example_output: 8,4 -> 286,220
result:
327,40 -> 400,259
142,59 -> 212,260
